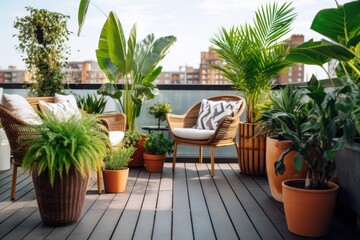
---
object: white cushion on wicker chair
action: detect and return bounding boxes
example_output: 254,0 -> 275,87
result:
172,128 -> 215,140
1,93 -> 42,125
54,93 -> 78,109
109,131 -> 125,147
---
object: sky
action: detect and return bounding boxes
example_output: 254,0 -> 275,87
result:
0,0 -> 354,80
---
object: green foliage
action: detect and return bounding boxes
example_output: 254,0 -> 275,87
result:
76,93 -> 107,114
257,85 -> 311,136
95,11 -> 176,130
285,0 -> 360,84
144,132 -> 173,155
13,7 -> 71,97
104,146 -> 135,170
275,76 -> 357,189
22,115 -> 110,187
148,102 -> 172,131
123,129 -> 142,148
211,2 -> 296,122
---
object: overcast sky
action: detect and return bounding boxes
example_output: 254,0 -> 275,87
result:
0,0 -> 354,80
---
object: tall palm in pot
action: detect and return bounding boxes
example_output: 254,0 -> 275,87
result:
211,2 -> 296,175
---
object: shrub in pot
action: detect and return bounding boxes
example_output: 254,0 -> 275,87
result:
123,129 -> 146,167
76,93 -> 107,114
257,85 -> 309,201
22,114 -> 109,226
143,132 -> 173,172
103,146 -> 135,193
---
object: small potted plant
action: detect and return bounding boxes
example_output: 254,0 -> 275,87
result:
143,102 -> 173,172
143,132 -> 174,172
102,146 -> 136,193
22,114 -> 110,226
76,93 -> 107,114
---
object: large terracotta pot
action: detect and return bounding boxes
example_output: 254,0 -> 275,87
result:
143,153 -> 166,172
102,168 -> 129,193
238,122 -> 266,175
32,165 -> 89,226
266,136 -> 307,202
282,179 -> 338,237
128,135 -> 146,167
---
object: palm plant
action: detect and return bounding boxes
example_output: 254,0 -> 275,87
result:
211,2 -> 296,123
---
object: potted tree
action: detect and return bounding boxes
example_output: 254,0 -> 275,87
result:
13,7 -> 70,97
257,85 -> 309,202
21,114 -> 110,226
210,2 -> 296,175
143,102 -> 173,172
281,0 -> 360,234
102,146 -> 135,193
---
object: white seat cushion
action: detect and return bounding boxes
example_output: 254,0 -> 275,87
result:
54,93 -> 78,110
109,131 -> 125,147
173,128 -> 215,140
1,93 -> 42,125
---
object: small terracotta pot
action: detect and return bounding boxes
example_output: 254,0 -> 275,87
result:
102,168 -> 129,193
143,153 -> 166,172
266,136 -> 307,202
282,179 -> 338,237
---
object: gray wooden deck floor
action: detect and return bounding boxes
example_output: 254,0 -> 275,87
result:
0,162 -> 359,240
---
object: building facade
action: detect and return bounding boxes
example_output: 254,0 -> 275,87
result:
0,66 -> 30,83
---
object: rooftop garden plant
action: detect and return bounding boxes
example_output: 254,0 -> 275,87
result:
148,102 -> 172,133
211,2 -> 296,123
76,93 -> 107,114
14,6 -> 71,97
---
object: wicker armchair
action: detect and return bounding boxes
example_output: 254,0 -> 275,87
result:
166,95 -> 245,176
0,96 -> 126,200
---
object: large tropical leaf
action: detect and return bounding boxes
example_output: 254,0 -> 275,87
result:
77,0 -> 90,36
311,1 -> 360,46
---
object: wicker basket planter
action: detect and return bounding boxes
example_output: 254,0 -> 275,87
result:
32,165 -> 89,226
238,122 -> 266,176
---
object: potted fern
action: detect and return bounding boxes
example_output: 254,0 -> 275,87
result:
102,146 -> 135,193
22,115 -> 110,226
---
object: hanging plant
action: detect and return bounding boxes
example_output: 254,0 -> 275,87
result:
13,6 -> 71,97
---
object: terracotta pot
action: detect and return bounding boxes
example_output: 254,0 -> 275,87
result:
238,122 -> 266,175
143,153 -> 166,172
102,168 -> 129,193
128,135 -> 146,167
32,165 -> 89,226
282,179 -> 339,237
266,136 -> 307,202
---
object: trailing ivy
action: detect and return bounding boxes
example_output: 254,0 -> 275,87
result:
14,6 -> 71,96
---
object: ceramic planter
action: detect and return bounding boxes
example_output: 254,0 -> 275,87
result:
238,122 -> 266,175
32,165 -> 89,226
102,168 -> 129,193
266,136 -> 307,202
282,179 -> 338,237
143,153 -> 166,172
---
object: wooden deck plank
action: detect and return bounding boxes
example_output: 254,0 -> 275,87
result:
111,170 -> 150,239
172,163 -> 193,240
152,163 -> 173,240
132,172 -> 161,240
196,163 -> 239,240
223,163 -> 287,240
0,163 -> 358,240
230,163 -> 304,240
186,163 -> 216,240
214,164 -> 261,240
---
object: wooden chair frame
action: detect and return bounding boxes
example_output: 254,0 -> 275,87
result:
166,95 -> 246,176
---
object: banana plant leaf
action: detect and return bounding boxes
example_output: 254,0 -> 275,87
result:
77,0 -> 90,36
310,1 -> 360,47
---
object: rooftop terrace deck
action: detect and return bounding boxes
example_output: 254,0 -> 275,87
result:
0,162 -> 359,240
